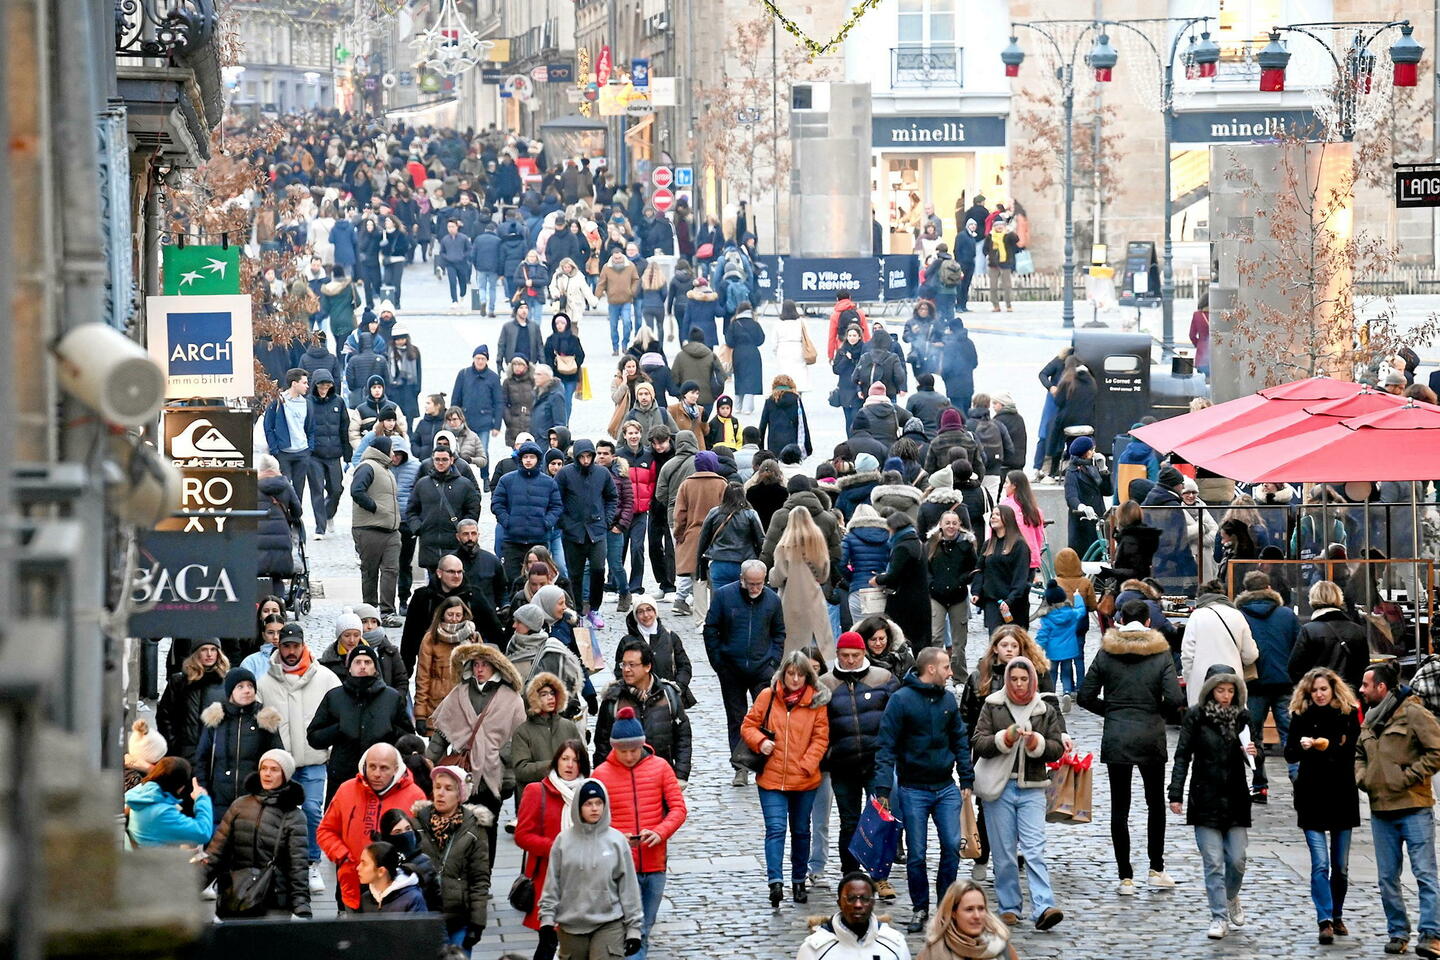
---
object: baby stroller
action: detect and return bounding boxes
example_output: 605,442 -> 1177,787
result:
285,522 -> 313,617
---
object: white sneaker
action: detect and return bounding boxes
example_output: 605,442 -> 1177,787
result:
970,862 -> 987,882
202,880 -> 218,901
1117,879 -> 1136,896
1060,694 -> 1073,714
314,530 -> 326,541
1148,869 -> 1176,889
1207,918 -> 1229,939
1227,898 -> 1245,927
308,863 -> 325,894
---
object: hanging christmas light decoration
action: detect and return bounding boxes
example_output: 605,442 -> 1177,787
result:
411,0 -> 491,76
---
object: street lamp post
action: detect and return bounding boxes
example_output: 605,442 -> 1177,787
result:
1004,18 -> 1217,349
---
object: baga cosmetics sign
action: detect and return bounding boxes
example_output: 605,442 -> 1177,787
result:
871,116 -> 1007,149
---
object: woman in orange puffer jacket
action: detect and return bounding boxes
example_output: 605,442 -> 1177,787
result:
742,649 -> 831,908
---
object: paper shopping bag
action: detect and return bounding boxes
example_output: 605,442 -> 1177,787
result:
1070,761 -> 1093,824
579,367 -> 593,401
848,799 -> 902,880
1045,763 -> 1076,823
960,791 -> 982,859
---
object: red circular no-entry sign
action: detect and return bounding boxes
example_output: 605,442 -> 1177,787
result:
651,187 -> 675,212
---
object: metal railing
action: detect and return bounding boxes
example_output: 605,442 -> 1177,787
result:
115,0 -> 216,59
891,45 -> 963,87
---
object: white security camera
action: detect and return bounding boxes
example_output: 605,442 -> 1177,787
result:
54,323 -> 165,427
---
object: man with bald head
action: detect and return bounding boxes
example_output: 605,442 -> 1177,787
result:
316,741 -> 426,911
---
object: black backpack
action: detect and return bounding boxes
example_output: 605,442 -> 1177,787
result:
838,306 -> 861,330
970,418 -> 1004,469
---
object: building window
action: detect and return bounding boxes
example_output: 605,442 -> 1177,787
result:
897,0 -> 954,47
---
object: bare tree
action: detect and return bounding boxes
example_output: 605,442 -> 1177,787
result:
1218,133 -> 1437,386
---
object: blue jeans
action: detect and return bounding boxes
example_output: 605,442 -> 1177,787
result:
607,530 -> 629,595
985,780 -> 1055,920
1373,808 -> 1440,940
828,601 -> 843,638
757,787 -> 817,884
546,529 -> 569,577
444,928 -> 469,955
1247,684 -> 1292,789
1194,826 -> 1247,922
1304,829 -> 1351,924
896,781 -> 962,911
1050,657 -> 1081,694
474,270 -> 500,312
609,302 -> 635,351
522,293 -> 543,317
625,513 -> 649,592
634,871 -> 666,960
1032,392 -> 1058,471
709,560 -> 741,591
292,763 -> 326,862
935,291 -> 956,325
560,377 -> 578,417
809,774 -> 832,875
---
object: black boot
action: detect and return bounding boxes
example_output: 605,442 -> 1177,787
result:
769,882 -> 783,907
792,882 -> 807,904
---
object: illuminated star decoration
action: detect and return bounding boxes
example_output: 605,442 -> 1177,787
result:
204,258 -> 228,277
179,270 -> 204,287
756,0 -> 886,58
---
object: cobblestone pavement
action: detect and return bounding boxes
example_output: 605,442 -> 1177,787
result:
275,260 -> 1427,959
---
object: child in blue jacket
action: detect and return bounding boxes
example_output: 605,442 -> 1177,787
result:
1033,580 -> 1088,698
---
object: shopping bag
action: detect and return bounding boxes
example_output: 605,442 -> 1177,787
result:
1045,751 -> 1093,824
857,587 -> 888,616
1014,250 -> 1035,276
960,791 -> 982,859
579,366 -> 592,401
574,626 -> 603,673
848,799 -> 902,880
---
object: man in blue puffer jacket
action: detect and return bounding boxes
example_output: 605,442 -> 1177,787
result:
840,505 -> 892,621
492,440 -> 563,581
497,213 -> 528,299
309,369 -> 351,536
703,560 -> 785,786
1235,569 -> 1300,802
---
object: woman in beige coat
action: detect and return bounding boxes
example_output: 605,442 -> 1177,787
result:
672,453 -> 729,609
769,506 -> 835,659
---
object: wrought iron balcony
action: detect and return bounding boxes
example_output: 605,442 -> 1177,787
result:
891,45 -> 963,87
115,0 -> 217,59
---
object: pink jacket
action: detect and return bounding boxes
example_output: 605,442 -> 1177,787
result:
1002,494 -> 1045,570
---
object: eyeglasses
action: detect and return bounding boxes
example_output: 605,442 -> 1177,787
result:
841,895 -> 875,904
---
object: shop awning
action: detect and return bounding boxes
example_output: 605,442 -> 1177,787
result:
540,114 -> 607,131
1131,375 -> 1363,457
1225,402 -> 1440,483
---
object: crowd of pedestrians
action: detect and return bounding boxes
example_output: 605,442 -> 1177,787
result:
132,109 -> 1440,960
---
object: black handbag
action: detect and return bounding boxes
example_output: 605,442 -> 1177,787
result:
220,862 -> 277,917
508,789 -> 546,913
729,691 -> 776,774
828,387 -> 843,408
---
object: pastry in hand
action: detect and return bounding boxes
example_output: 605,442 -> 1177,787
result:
1312,737 -> 1330,751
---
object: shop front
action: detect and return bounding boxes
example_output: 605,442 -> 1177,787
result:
871,114 -> 1008,254
1169,108 -> 1319,243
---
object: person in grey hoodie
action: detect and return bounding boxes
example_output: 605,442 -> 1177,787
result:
538,778 -> 644,960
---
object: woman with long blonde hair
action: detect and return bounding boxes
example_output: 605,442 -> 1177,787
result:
770,506 -> 835,658
917,879 -> 1018,959
1285,667 -> 1361,943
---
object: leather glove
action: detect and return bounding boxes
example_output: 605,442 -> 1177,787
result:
625,938 -> 643,956
462,926 -> 483,949
585,691 -> 599,715
414,718 -> 428,736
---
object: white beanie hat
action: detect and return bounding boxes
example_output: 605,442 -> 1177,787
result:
260,748 -> 297,783
336,608 -> 364,638
128,718 -> 167,766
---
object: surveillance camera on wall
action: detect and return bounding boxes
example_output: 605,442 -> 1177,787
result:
54,323 -> 166,427
108,435 -> 182,528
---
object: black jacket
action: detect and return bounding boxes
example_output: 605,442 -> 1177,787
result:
873,673 -> 974,794
619,614 -> 694,699
555,439 -> 619,542
1284,704 -> 1362,832
257,474 -> 302,578
156,668 -> 225,761
205,775 -> 310,917
406,464 -> 483,568
875,526 -> 929,650
1289,608 -> 1369,693
592,678 -> 694,780
1078,628 -> 1184,766
401,580 -> 507,672
1109,524 -> 1161,581
406,801 -> 492,932
821,664 -> 898,780
928,533 -> 978,606
306,675 -> 415,789
412,410 -> 444,462
319,633 -> 409,693
193,701 -> 284,817
924,428 -> 982,476
975,541 -> 1033,607
1168,668 -> 1252,829
852,346 -> 907,400
309,373 -> 352,461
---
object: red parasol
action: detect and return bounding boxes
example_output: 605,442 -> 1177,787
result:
1131,376 -> 1362,456
1221,401 -> 1440,483
1178,389 -> 1408,473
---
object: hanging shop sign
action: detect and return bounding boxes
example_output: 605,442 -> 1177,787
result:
154,468 -> 258,534
1395,167 -> 1440,208
547,62 -> 573,82
596,45 -> 613,85
631,58 -> 650,88
162,408 -> 252,468
146,294 -> 255,399
871,116 -> 1007,149
162,245 -> 241,295
129,529 -> 257,638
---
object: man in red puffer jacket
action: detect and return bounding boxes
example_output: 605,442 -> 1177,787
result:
594,707 -> 687,960
317,743 -> 427,911
617,422 -> 657,603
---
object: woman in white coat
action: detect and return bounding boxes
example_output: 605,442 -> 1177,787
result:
549,257 -> 597,322
772,299 -> 813,393
308,200 -> 338,267
1181,582 -> 1259,706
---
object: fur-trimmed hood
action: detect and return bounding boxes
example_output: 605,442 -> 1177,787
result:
922,485 -> 964,506
1236,588 -> 1285,611
687,287 -> 718,302
450,641 -> 524,692
836,470 -> 881,491
1100,626 -> 1171,657
845,505 -> 889,532
870,484 -> 922,508
1120,578 -> 1161,600
409,799 -> 496,828
524,671 -> 570,716
201,702 -> 282,732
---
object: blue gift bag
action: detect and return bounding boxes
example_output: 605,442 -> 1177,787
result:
848,798 -> 902,879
